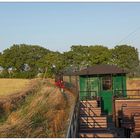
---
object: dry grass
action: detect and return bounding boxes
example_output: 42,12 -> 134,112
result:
127,79 -> 140,89
127,79 -> 140,98
0,79 -> 30,97
0,79 -> 76,138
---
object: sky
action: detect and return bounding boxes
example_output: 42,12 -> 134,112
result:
0,2 -> 140,56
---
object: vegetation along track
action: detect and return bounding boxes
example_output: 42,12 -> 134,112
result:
0,79 -> 76,138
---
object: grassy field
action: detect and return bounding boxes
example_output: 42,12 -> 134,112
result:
0,79 -> 75,138
0,79 -> 30,97
127,78 -> 140,89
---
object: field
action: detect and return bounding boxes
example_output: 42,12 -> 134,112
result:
0,79 -> 75,137
0,79 -> 30,97
127,78 -> 140,89
0,78 -> 139,137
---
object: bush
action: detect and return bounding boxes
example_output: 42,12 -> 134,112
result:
0,70 -> 9,78
12,71 -> 37,79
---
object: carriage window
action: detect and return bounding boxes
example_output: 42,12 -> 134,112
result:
102,76 -> 112,90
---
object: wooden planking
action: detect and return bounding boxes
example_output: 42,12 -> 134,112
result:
78,100 -> 112,138
115,99 -> 140,117
79,132 -> 115,138
80,107 -> 101,116
134,116 -> 140,134
122,107 -> 140,118
80,124 -> 107,128
80,100 -> 97,108
80,116 -> 107,129
80,116 -> 107,122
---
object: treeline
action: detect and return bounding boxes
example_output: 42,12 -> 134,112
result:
0,44 -> 139,78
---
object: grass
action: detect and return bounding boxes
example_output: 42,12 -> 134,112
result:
0,79 -> 76,138
126,78 -> 140,98
127,78 -> 140,89
0,79 -> 30,96
127,77 -> 140,80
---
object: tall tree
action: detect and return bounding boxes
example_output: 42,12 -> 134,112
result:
88,45 -> 111,65
2,44 -> 50,71
110,45 -> 139,74
37,51 -> 64,76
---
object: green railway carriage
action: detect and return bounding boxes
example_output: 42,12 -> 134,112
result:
63,64 -> 127,115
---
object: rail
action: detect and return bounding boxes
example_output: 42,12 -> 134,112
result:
114,89 -> 140,99
80,90 -> 98,100
66,94 -> 80,138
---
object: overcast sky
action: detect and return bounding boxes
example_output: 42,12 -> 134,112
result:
0,2 -> 140,56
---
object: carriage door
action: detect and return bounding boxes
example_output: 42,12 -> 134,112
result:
90,77 -> 99,97
100,76 -> 113,115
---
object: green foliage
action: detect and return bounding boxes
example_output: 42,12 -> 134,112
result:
31,112 -> 47,128
0,44 -> 51,78
37,51 -> 65,76
12,71 -> 37,79
1,44 -> 50,71
88,45 -> 111,65
0,43 -> 139,78
0,70 -> 9,78
63,45 -> 111,69
110,45 -> 139,76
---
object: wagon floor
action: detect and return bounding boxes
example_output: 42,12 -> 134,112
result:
107,119 -> 125,138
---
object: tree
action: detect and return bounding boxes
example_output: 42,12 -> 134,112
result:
88,45 -> 111,65
37,51 -> 65,77
1,44 -> 50,78
0,53 -> 4,67
63,45 -> 111,72
110,45 -> 139,75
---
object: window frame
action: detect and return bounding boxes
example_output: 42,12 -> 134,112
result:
102,76 -> 112,91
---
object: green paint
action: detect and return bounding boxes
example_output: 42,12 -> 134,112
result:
100,90 -> 113,115
123,76 -> 127,96
98,76 -> 113,114
113,75 -> 127,96
79,76 -> 99,100
79,74 -> 127,114
79,76 -> 87,100
89,77 -> 99,96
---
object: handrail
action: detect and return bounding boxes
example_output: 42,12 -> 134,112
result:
114,89 -> 140,99
66,94 -> 80,138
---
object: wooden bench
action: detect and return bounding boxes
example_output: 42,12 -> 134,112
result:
115,99 -> 140,127
121,107 -> 140,125
80,100 -> 97,108
122,107 -> 140,118
79,132 -> 115,138
120,107 -> 140,137
132,115 -> 140,137
80,116 -> 107,130
80,107 -> 101,116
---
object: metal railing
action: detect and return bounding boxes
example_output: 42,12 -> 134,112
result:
79,90 -> 98,100
114,89 -> 140,99
66,95 -> 80,138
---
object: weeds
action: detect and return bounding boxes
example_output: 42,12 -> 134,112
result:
0,79 -> 76,138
